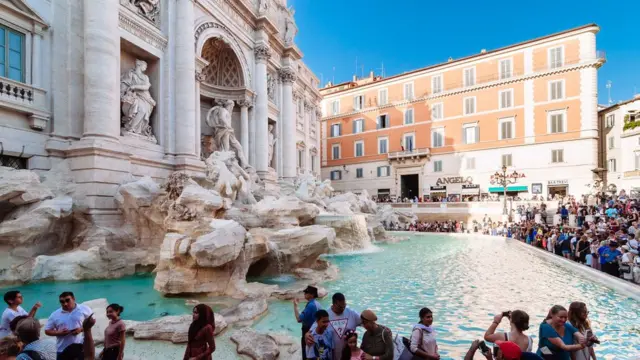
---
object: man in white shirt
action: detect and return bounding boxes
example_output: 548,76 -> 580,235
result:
0,291 -> 41,339
44,292 -> 92,360
307,293 -> 362,360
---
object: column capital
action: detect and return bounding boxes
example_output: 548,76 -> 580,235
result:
237,99 -> 253,108
195,70 -> 206,83
304,99 -> 314,111
254,44 -> 271,62
279,67 -> 297,84
315,108 -> 323,119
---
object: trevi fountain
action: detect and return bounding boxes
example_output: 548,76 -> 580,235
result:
0,0 -> 415,358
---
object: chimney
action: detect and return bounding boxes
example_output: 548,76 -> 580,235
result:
480,49 -> 487,54
447,57 -> 453,62
369,70 -> 374,79
352,74 -> 357,82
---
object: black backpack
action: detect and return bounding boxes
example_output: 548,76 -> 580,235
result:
19,350 -> 44,360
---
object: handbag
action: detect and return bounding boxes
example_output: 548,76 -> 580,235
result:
396,329 -> 426,360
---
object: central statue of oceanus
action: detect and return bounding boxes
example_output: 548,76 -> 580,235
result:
205,100 -> 249,168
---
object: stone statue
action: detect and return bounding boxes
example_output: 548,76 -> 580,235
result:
205,151 -> 256,205
284,17 -> 297,45
258,0 -> 269,15
267,73 -> 276,101
268,123 -> 277,168
131,0 -> 159,22
314,179 -> 334,200
120,59 -> 156,142
205,100 -> 249,168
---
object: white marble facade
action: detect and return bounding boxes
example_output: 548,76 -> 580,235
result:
0,0 -> 321,221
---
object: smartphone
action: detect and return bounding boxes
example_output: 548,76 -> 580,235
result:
502,311 -> 511,318
478,341 -> 490,354
540,347 -> 553,355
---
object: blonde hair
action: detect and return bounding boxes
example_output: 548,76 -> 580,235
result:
0,336 -> 21,356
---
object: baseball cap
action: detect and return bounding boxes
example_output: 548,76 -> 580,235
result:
303,285 -> 318,298
495,340 -> 522,360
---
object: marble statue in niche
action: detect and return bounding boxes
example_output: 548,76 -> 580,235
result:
205,100 -> 249,168
268,123 -> 277,168
267,73 -> 276,101
120,59 -> 157,142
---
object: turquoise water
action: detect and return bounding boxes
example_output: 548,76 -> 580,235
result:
4,234 -> 640,359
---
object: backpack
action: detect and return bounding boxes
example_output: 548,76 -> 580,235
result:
19,350 -> 44,360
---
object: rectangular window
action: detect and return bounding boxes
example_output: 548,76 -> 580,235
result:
432,128 -> 444,148
433,160 -> 443,172
378,137 -> 388,154
463,124 -> 479,144
500,89 -> 513,109
635,153 -> 640,170
0,26 -> 25,82
607,159 -> 616,172
499,59 -> 512,79
464,67 -> 475,87
464,97 -> 476,115
608,136 -> 614,149
356,168 -> 364,178
331,100 -> 340,115
353,119 -> 364,134
355,141 -> 364,157
466,157 -> 476,170
330,170 -> 342,180
379,89 -> 388,106
403,83 -> 414,100
549,111 -> 566,134
377,166 -> 390,177
549,80 -> 564,101
331,144 -> 340,160
431,75 -> 443,94
499,117 -> 514,140
431,103 -> 443,120
331,123 -> 341,137
297,150 -> 304,168
502,154 -> 513,167
549,46 -> 564,69
311,155 -> 316,172
605,114 -> 615,128
353,95 -> 365,110
404,108 -> 414,125
404,134 -> 415,151
551,149 -> 564,163
377,114 -> 389,129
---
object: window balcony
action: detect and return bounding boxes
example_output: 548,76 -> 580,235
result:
0,76 -> 50,130
388,147 -> 430,161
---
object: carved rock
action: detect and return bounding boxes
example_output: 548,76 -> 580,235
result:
253,196 -> 320,228
131,314 -> 227,343
231,328 -> 280,360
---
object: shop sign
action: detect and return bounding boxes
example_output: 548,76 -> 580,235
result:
548,180 -> 568,186
489,172 -> 526,184
435,176 -> 473,186
462,184 -> 479,189
430,186 -> 446,191
531,183 -> 543,194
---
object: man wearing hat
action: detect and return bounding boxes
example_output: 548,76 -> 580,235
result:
360,309 -> 393,360
294,285 -> 322,359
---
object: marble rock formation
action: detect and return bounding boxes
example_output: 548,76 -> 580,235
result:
314,214 -> 372,251
218,297 -> 268,325
130,313 -> 227,343
252,196 -> 320,228
231,328 -> 280,360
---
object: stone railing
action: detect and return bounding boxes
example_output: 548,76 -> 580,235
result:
0,76 -> 49,129
388,147 -> 430,160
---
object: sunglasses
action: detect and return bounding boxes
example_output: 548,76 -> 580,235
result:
59,298 -> 73,304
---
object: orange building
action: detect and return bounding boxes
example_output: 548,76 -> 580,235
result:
319,24 -> 606,201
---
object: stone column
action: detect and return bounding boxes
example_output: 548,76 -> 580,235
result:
195,71 -> 206,158
174,0 -> 197,158
254,44 -> 271,175
238,99 -> 251,156
249,105 -> 256,166
83,0 -> 120,140
279,67 -> 297,180
32,33 -> 42,87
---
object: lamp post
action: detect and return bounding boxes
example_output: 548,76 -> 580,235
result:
492,165 -> 522,218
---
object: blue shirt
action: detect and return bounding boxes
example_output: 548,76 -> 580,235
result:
306,326 -> 334,360
561,208 -> 569,217
605,208 -> 617,218
537,321 -> 579,360
299,299 -> 322,329
600,247 -> 622,263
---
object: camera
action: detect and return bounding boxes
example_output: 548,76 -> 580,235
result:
478,341 -> 490,354
502,311 -> 511,318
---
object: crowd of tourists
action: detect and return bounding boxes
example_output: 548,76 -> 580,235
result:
293,286 -> 600,360
387,190 -> 640,285
0,290 -> 216,360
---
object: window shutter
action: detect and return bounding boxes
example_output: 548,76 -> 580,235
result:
386,166 -> 390,176
377,167 -> 381,177
352,120 -> 356,134
338,123 -> 342,136
476,126 -> 480,143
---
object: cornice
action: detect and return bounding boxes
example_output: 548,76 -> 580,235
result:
118,8 -> 168,51
321,60 -> 603,121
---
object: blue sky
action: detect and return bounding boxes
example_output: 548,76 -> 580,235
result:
288,0 -> 640,105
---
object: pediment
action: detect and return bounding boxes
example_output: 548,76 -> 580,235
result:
1,0 -> 48,29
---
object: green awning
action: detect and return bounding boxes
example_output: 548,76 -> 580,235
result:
488,186 -> 528,193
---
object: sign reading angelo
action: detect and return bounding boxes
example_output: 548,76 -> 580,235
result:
435,176 -> 473,186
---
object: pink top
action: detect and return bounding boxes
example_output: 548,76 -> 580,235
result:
104,319 -> 126,349
350,348 -> 362,360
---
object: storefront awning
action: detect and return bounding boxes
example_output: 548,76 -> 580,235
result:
488,186 -> 528,193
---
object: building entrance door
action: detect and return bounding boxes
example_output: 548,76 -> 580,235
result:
401,174 -> 419,200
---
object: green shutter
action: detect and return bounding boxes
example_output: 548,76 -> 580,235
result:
377,167 -> 381,177
0,28 -> 5,78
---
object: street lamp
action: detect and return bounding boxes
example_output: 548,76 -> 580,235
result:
492,165 -> 522,218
